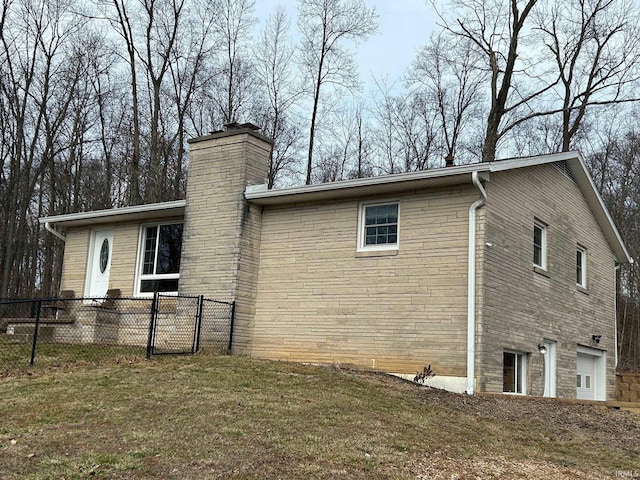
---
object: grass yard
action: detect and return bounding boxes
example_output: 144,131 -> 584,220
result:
0,341 -> 147,375
1,354 -> 639,479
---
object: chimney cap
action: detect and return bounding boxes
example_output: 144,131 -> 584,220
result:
445,154 -> 455,167
224,121 -> 260,131
191,121 -> 272,145
207,122 -> 261,135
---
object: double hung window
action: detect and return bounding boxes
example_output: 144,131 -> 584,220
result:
576,246 -> 587,288
358,202 -> 399,251
533,220 -> 547,269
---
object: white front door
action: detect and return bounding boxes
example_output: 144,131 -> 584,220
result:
542,340 -> 557,398
576,353 -> 596,400
86,229 -> 113,298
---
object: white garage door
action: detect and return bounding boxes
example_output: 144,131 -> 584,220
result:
576,346 -> 606,401
576,353 -> 595,400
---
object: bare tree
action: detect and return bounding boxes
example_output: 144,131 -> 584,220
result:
210,0 -> 256,125
347,103 -> 374,179
255,5 -> 303,188
371,80 -> 441,174
408,31 -> 483,163
140,0 -> 186,203
297,0 -> 377,184
108,0 -> 144,204
0,0 -> 87,297
586,125 -> 640,371
437,0 -> 558,162
536,0 -> 640,152
165,0 -> 217,198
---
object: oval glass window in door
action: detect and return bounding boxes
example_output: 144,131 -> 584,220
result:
99,239 -> 110,273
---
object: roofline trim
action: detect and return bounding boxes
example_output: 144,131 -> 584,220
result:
245,163 -> 491,201
38,200 -> 186,225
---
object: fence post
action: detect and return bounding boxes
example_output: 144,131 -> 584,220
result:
146,292 -> 158,359
29,299 -> 42,366
227,301 -> 236,355
193,295 -> 204,354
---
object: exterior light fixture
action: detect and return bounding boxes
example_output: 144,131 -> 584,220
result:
592,335 -> 601,344
538,343 -> 547,354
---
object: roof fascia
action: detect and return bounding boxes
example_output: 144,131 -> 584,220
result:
488,151 -> 580,172
245,163 -> 491,204
39,200 -> 186,227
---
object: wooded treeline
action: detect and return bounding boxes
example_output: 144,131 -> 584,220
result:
2,0 -> 640,370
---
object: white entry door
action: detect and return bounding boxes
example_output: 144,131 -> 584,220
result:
542,340 -> 557,398
86,229 -> 113,298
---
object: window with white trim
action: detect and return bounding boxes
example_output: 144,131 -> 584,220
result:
137,223 -> 183,294
533,220 -> 547,269
503,351 -> 527,394
576,245 -> 587,288
358,201 -> 399,251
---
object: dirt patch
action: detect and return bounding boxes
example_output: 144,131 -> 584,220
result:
413,386 -> 640,454
412,452 -> 612,479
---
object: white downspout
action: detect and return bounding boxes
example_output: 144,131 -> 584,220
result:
466,171 -> 487,395
44,222 -> 66,242
614,263 -> 620,369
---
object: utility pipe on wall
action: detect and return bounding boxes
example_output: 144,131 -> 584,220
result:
467,171 -> 487,395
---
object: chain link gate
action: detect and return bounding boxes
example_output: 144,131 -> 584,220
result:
145,294 -> 236,357
146,294 -> 202,356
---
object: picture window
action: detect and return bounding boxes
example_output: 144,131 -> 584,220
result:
137,223 -> 183,294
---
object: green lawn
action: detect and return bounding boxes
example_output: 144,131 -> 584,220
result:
1,354 -> 638,479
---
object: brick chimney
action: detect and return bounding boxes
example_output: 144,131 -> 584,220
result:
179,124 -> 272,352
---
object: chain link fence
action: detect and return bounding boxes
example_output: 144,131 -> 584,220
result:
0,294 -> 234,373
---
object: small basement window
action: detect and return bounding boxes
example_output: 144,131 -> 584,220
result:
533,220 -> 547,269
137,222 -> 183,294
576,245 -> 587,288
503,351 -> 527,394
358,201 -> 399,251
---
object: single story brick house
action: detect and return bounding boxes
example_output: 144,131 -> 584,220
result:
40,124 -> 632,400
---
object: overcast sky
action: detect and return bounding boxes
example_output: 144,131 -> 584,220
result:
254,0 -> 438,92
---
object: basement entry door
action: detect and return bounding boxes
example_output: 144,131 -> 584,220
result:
86,229 -> 113,298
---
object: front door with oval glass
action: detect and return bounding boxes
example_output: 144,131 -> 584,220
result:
86,229 -> 113,298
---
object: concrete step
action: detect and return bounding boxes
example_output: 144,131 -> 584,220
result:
9,325 -> 55,342
0,332 -> 33,343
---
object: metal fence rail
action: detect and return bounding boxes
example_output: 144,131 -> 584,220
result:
0,294 -> 234,371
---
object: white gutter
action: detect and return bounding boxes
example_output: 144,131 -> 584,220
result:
44,222 -> 66,242
467,171 -> 487,395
